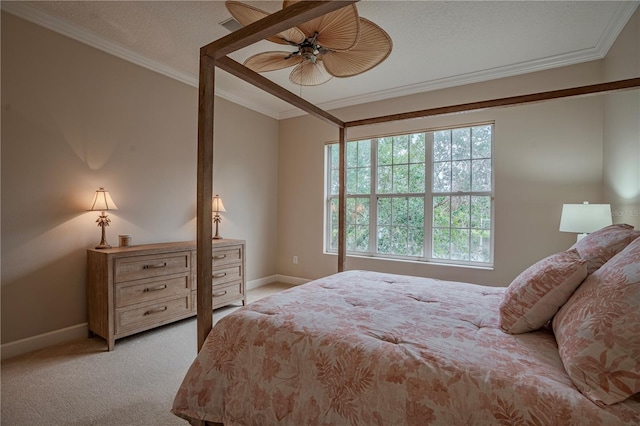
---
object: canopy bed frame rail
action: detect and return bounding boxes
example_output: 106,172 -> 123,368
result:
196,0 -> 640,351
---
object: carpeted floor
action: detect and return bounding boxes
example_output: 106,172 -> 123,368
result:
1,282 -> 296,426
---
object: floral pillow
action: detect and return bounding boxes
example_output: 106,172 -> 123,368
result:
571,224 -> 640,274
499,249 -> 587,334
553,236 -> 640,406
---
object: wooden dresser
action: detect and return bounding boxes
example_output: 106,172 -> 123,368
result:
87,239 -> 245,350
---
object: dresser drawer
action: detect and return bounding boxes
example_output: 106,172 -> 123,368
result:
115,295 -> 192,336
115,273 -> 191,308
212,265 -> 242,286
213,280 -> 243,308
115,251 -> 191,283
192,280 -> 244,310
212,245 -> 242,268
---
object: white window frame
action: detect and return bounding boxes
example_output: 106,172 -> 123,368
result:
325,123 -> 494,268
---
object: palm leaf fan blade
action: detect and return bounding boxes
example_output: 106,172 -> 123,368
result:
289,61 -> 332,86
283,0 -> 359,51
225,1 -> 305,44
323,18 -> 392,78
244,51 -> 304,72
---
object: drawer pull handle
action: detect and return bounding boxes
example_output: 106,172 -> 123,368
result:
143,262 -> 167,269
143,284 -> 167,293
144,306 -> 168,316
213,291 -> 227,297
213,272 -> 227,278
213,254 -> 227,260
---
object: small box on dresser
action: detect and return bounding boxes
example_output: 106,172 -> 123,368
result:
87,239 -> 246,350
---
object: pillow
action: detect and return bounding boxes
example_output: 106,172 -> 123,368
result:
553,236 -> 640,406
499,249 -> 587,334
571,224 -> 640,274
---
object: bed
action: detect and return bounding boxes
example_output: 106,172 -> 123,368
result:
181,2 -> 640,425
173,225 -> 640,425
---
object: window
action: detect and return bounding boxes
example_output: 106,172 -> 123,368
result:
326,123 -> 493,266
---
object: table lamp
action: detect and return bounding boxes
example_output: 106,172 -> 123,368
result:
212,194 -> 226,239
88,187 -> 118,249
559,201 -> 612,242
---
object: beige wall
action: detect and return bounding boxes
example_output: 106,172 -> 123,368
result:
603,8 -> 640,228
1,12 -> 279,344
278,62 -> 608,287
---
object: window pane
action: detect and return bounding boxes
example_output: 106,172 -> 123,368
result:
330,144 -> 339,169
451,160 -> 471,192
378,137 -> 393,165
470,229 -> 490,262
354,199 -> 369,225
378,198 -> 391,225
357,167 -> 371,194
393,135 -> 409,164
472,125 -> 492,159
330,169 -> 339,195
433,162 -> 451,193
393,165 -> 409,193
346,198 -> 355,221
432,228 -> 450,259
471,196 -> 491,229
409,163 -> 425,193
433,196 -> 450,227
408,197 -> 424,228
358,140 -> 371,167
452,128 -> 470,160
347,142 -> 358,168
409,133 -> 426,163
392,197 -> 408,226
472,159 -> 491,192
346,224 -> 356,251
356,225 -> 369,252
377,165 -> 392,193
392,226 -> 408,255
451,229 -> 470,260
433,130 -> 451,161
408,227 -> 424,256
330,198 -> 339,250
451,196 -> 470,228
377,225 -> 391,254
347,168 -> 357,194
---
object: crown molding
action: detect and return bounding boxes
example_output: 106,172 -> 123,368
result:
3,0 -> 637,122
278,1 -> 639,120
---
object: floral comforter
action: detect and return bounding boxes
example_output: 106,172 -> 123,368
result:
172,270 -> 640,425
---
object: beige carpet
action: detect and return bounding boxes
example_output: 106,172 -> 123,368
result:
1,282 -> 296,426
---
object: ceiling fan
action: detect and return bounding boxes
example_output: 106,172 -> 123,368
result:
225,1 -> 393,86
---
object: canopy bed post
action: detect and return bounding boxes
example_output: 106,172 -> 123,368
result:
338,127 -> 347,272
196,55 -> 215,351
195,1 -> 356,352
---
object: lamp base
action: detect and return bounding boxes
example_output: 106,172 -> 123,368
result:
95,243 -> 112,249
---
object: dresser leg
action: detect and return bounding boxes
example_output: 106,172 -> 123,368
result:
107,338 -> 115,351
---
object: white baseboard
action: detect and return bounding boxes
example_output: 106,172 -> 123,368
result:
246,275 -> 278,290
2,274 -> 310,360
274,274 -> 311,286
1,323 -> 88,361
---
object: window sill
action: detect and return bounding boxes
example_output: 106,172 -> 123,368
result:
323,251 -> 494,271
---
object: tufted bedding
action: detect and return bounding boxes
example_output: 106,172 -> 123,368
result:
172,270 -> 640,425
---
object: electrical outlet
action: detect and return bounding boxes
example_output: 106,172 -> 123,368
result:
293,256 -> 298,264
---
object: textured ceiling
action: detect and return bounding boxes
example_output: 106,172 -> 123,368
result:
3,1 -> 639,119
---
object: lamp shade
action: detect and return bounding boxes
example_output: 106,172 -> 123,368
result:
212,195 -> 226,213
88,187 -> 118,211
559,202 -> 612,234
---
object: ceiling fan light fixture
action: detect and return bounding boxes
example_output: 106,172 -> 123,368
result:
225,0 -> 392,86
